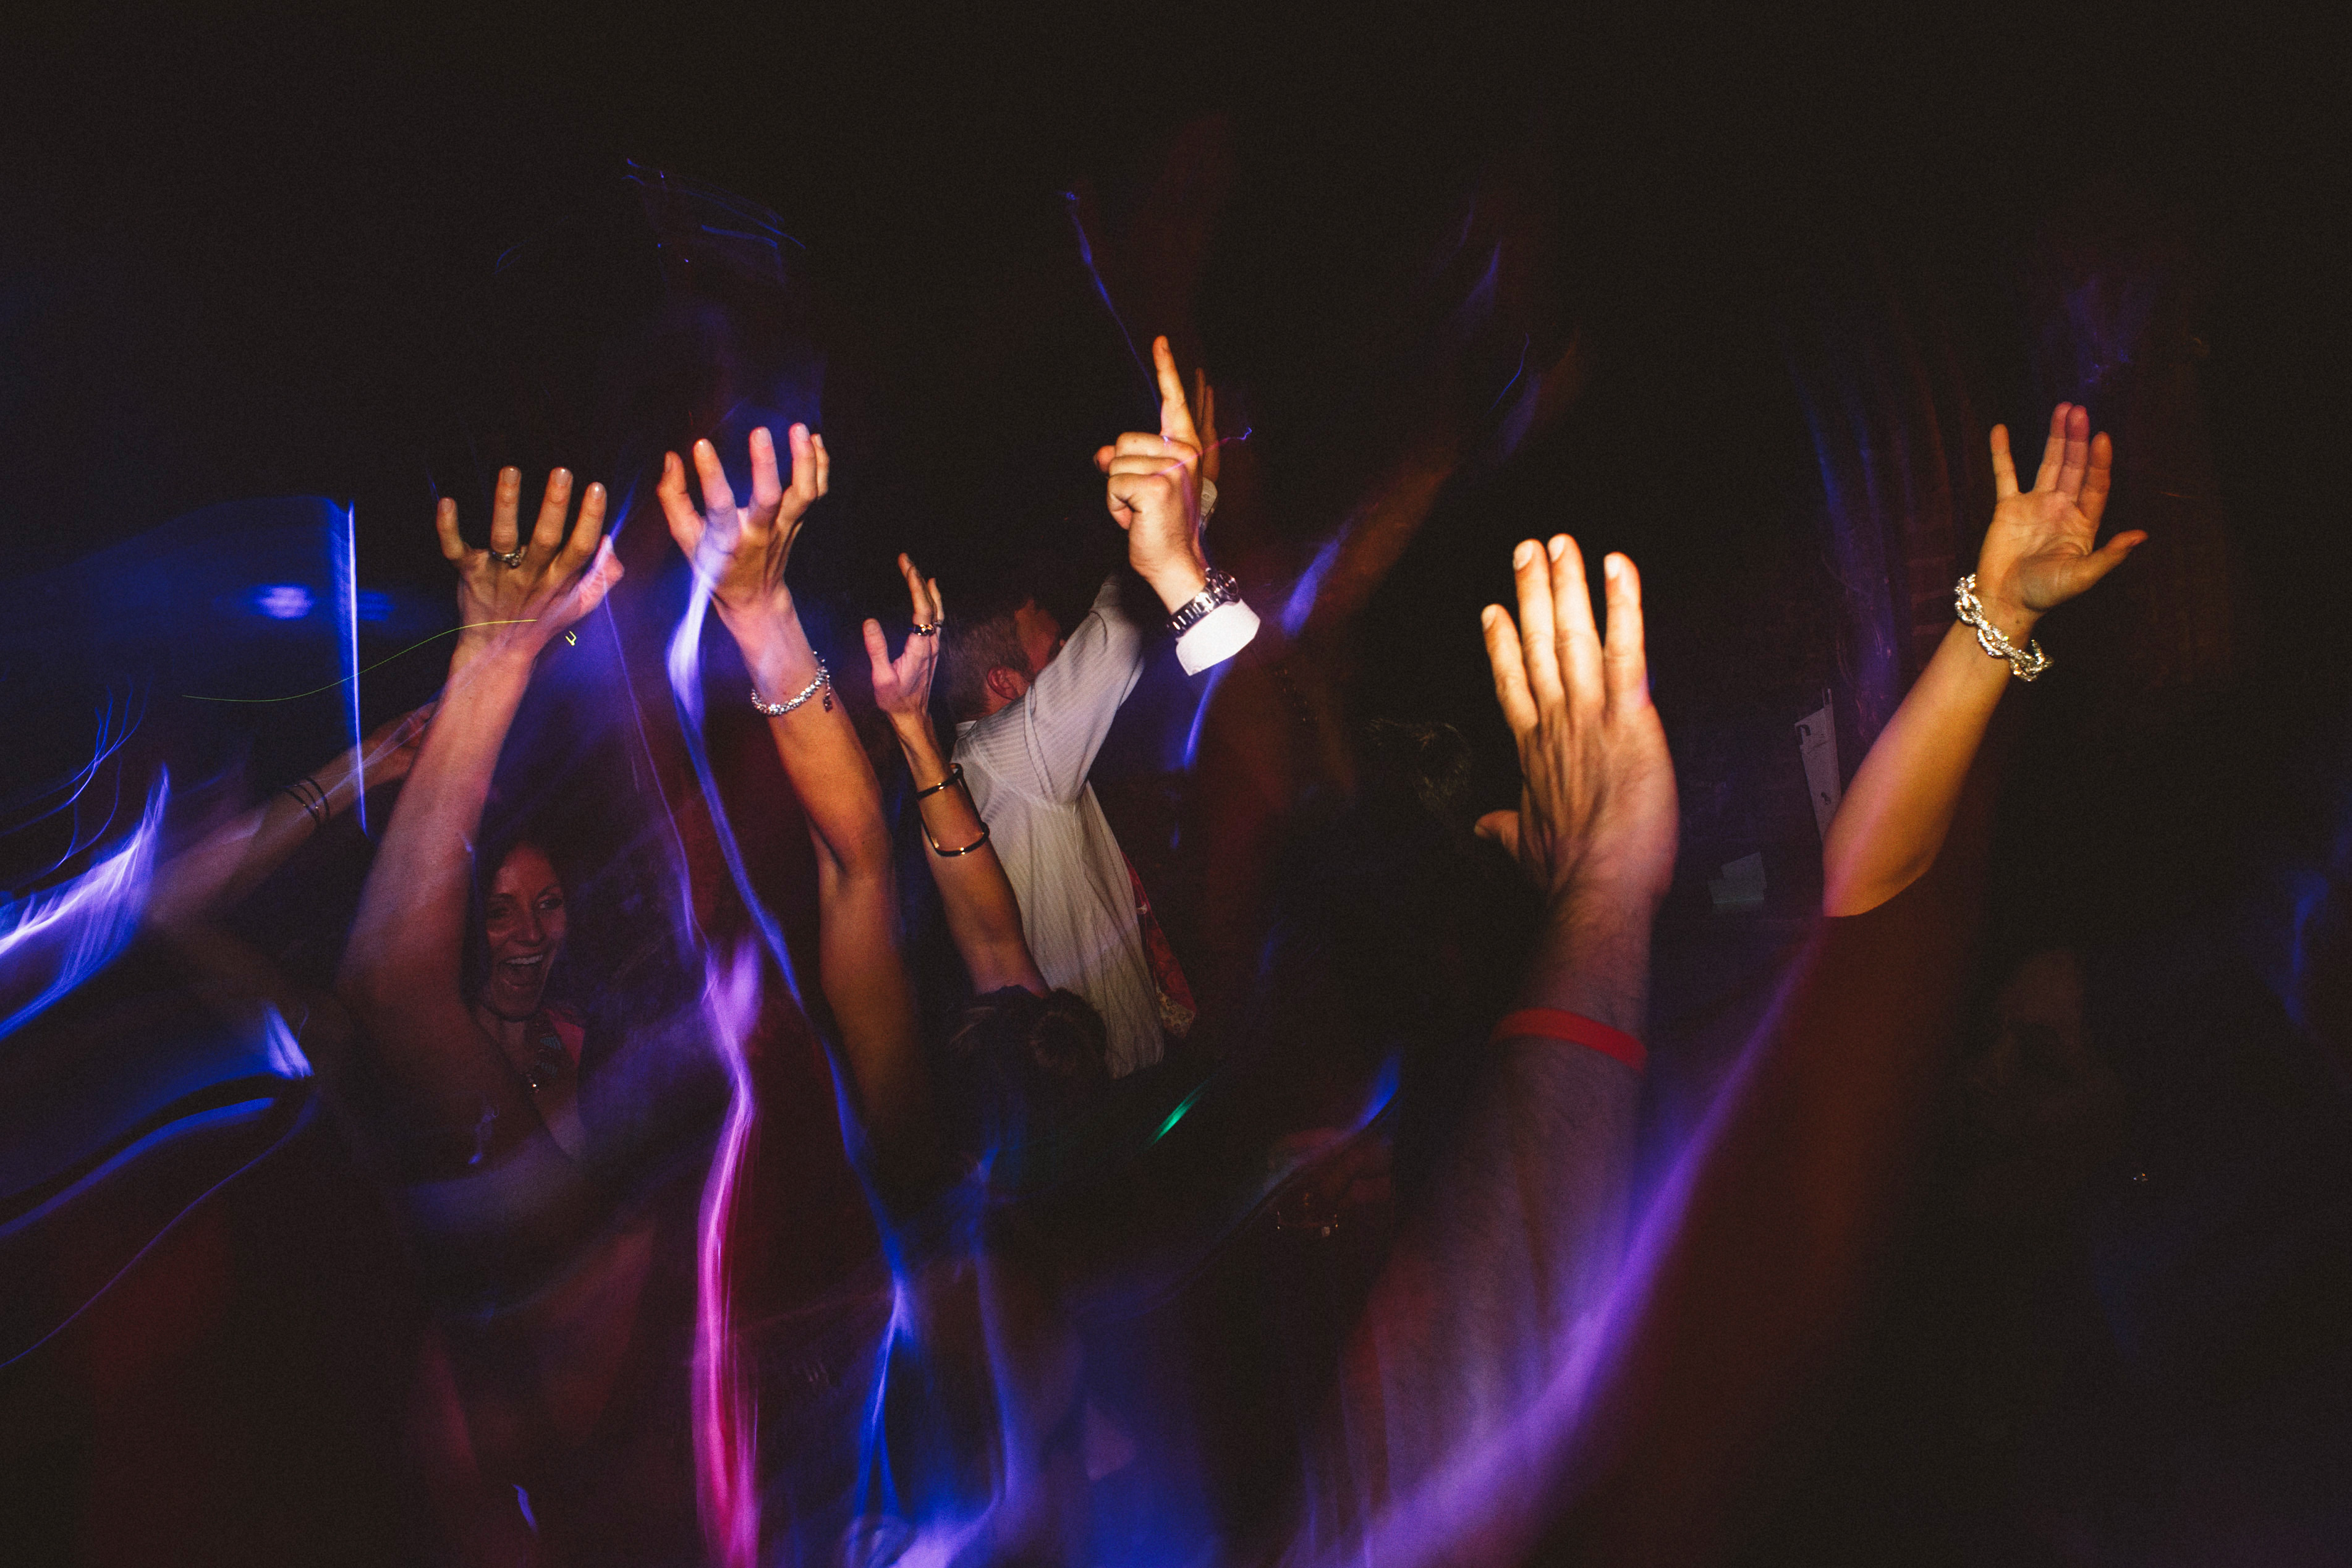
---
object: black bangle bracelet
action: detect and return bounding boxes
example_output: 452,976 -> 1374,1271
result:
923,821 -> 990,857
278,776 -> 328,833
915,761 -> 966,800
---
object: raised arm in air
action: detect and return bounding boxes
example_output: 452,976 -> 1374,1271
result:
658,425 -> 932,1172
865,552 -> 1048,998
1824,404 -> 2143,915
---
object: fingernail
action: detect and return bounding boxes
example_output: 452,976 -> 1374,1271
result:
1604,555 -> 1622,580
1548,536 -> 1568,561
587,483 -> 605,499
1480,606 -> 1500,627
1513,541 -> 1536,568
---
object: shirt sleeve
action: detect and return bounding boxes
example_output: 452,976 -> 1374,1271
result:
953,574 -> 1147,805
1173,598 -> 1260,676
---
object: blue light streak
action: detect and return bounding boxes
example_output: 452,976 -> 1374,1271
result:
335,503 -> 365,834
0,772 -> 169,1039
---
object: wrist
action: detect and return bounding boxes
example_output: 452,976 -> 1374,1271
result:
1519,884 -> 1655,1037
1142,558 -> 1212,616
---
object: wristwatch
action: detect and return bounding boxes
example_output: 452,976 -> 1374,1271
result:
1168,568 -> 1241,635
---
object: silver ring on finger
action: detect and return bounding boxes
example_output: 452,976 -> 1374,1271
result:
488,546 -> 527,568
910,621 -> 940,637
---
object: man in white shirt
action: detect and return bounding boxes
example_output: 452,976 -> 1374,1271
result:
941,337 -> 1258,1077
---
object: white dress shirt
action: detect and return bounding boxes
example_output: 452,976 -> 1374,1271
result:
953,572 -> 1259,1077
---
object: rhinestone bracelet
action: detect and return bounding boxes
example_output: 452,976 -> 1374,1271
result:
751,655 -> 834,716
1954,574 -> 2050,682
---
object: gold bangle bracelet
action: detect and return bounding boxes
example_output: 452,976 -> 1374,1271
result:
923,821 -> 991,857
915,761 -> 966,799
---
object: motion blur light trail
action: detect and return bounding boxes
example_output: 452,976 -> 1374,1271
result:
0,773 -> 167,1039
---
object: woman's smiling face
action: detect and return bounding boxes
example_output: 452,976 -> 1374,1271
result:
482,842 -> 566,1020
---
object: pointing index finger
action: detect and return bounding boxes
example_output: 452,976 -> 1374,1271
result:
1153,336 -> 1198,447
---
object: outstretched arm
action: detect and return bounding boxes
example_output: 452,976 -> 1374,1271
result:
339,468 -> 621,1152
146,704 -> 431,936
1322,535 -> 1675,1524
1823,404 -> 2143,915
865,553 -> 1048,998
659,426 -> 932,1171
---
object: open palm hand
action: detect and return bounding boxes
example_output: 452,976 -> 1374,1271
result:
865,553 -> 944,723
1975,403 -> 2146,629
656,423 -> 830,623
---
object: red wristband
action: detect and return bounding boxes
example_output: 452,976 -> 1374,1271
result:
1489,1007 -> 1646,1075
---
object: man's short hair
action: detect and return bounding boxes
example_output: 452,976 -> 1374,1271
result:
939,593 -> 1033,723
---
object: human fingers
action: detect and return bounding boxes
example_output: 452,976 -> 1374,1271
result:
810,431 -> 829,497
2032,404 -> 2070,493
559,538 -> 626,624
1990,425 -> 2019,499
1199,377 -> 1221,483
928,575 -> 945,625
783,424 -> 822,512
1110,431 -> 1184,460
899,553 -> 928,618
1513,540 -> 1564,708
2059,529 -> 2146,600
656,451 -> 704,555
862,618 -> 893,688
559,483 -> 607,572
1153,336 -> 1199,447
1473,808 -> 1522,860
2055,405 -> 2091,501
488,467 -> 523,556
1547,535 -> 1603,711
1600,553 -> 1650,711
2078,431 -> 2114,531
1482,604 -> 1538,733
692,439 -> 737,525
1102,452 -> 1197,483
749,427 -> 783,522
1106,468 -> 1171,527
530,468 -> 574,555
435,498 -> 466,562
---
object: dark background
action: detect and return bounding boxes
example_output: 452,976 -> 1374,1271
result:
4,2 -> 2349,1562
1,0 -> 2343,891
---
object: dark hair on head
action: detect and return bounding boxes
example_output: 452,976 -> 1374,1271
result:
939,609 -> 1032,724
938,986 -> 1111,1161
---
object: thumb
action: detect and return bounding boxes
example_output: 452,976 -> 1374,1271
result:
2066,530 -> 2147,598
1475,810 -> 1522,860
862,618 -> 892,681
563,539 -> 624,623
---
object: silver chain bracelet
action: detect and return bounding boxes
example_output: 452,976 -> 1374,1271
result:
751,655 -> 833,716
1953,574 -> 2050,682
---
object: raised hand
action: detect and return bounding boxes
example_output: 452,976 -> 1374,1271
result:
1094,335 -> 1211,607
1479,536 -> 1677,908
1975,403 -> 2145,632
864,553 -> 945,724
437,467 -> 621,663
656,423 -> 830,623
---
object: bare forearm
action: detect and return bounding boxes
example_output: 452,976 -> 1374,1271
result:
1823,617 -> 2018,916
149,744 -> 375,931
728,603 -> 894,878
1513,879 -> 1657,1036
813,856 -> 933,1176
891,714 -> 1045,996
342,650 -> 532,1009
1330,876 -> 1649,1519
